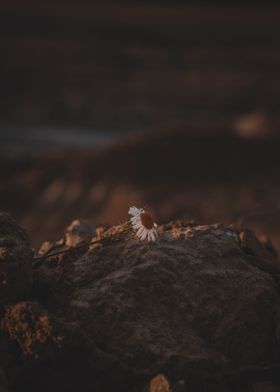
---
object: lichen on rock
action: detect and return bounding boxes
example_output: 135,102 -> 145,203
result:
1,302 -> 65,360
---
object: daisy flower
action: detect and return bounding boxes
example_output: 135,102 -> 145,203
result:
128,206 -> 158,242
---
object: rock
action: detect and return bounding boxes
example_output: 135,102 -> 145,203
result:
0,301 -> 95,392
239,229 -> 277,262
1,302 -> 66,360
64,219 -> 95,247
145,375 -> 188,392
147,374 -> 171,392
0,213 -> 29,244
2,215 -> 280,391
34,222 -> 280,391
38,219 -> 95,257
0,213 -> 33,309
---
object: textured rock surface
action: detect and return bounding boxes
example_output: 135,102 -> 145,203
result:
0,213 -> 33,310
1,302 -> 66,359
33,221 -> 280,391
1,216 -> 280,391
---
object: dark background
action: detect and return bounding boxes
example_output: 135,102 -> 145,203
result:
1,2 -> 280,144
0,1 -> 280,251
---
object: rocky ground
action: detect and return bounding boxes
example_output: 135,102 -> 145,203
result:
1,212 -> 280,391
1,1 -> 280,253
1,130 -> 280,254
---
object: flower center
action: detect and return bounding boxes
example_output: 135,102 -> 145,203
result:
140,212 -> 154,230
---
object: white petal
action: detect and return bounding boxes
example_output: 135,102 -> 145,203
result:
128,207 -> 140,216
140,230 -> 147,240
150,231 -> 156,242
131,216 -> 140,224
153,222 -> 157,227
133,223 -> 142,230
136,226 -> 145,237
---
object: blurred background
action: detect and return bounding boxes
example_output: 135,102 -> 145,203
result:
1,1 -> 280,251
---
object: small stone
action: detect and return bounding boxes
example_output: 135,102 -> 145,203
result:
64,219 -> 94,247
148,375 -> 171,392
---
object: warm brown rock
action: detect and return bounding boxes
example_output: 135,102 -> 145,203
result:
38,219 -> 95,257
34,222 -> 280,390
147,374 -> 171,392
2,216 -> 280,391
239,229 -> 278,262
64,219 -> 94,247
0,213 -> 33,309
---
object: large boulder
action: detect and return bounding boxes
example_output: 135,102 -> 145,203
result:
33,221 -> 280,391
